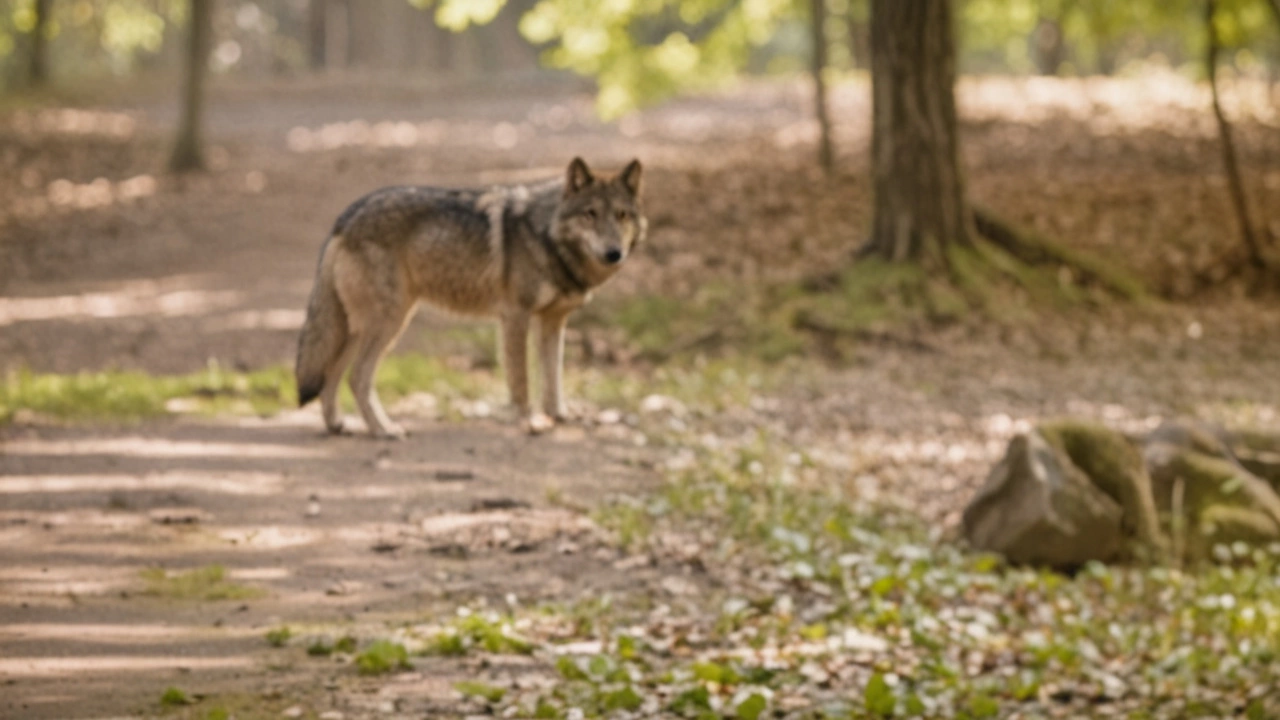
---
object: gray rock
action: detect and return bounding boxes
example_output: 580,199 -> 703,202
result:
962,430 -> 1124,568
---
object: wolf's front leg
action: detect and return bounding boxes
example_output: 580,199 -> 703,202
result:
501,312 -> 533,416
538,311 -> 570,421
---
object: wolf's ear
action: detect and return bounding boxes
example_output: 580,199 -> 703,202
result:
566,157 -> 595,195
617,159 -> 643,196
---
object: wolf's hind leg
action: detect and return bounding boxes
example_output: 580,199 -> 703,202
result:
347,305 -> 414,439
319,340 -> 356,434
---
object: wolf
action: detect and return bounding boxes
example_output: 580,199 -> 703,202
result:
294,157 -> 646,438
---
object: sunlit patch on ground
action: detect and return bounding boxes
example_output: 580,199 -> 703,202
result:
0,471 -> 286,496
0,282 -> 241,326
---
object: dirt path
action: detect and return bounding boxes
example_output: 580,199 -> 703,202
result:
0,406 -> 665,718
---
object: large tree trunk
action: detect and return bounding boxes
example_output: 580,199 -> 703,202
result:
1206,0 -> 1265,268
865,0 -> 971,265
170,0 -> 213,173
29,0 -> 52,87
810,0 -> 834,174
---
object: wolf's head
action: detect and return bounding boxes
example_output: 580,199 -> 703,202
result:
553,157 -> 646,284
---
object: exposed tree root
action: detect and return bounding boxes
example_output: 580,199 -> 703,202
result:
971,204 -> 1146,300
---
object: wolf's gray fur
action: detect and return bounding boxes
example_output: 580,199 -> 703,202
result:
295,157 -> 646,438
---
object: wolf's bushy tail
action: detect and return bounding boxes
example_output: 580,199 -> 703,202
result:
295,237 -> 347,407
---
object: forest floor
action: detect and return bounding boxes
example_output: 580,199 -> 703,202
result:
3,71 -> 1280,719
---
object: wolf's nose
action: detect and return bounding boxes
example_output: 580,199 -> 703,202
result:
604,249 -> 623,265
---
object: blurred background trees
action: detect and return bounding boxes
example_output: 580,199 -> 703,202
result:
2,0 -> 1276,100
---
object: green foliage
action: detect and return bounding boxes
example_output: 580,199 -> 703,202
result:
140,565 -> 263,602
420,613 -> 535,656
264,626 -> 293,647
518,0 -> 799,119
159,686 -> 192,707
355,640 -> 412,675
454,680 -> 507,703
962,0 -> 1278,75
0,0 -> 187,88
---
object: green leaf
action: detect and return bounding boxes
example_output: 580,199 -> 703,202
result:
692,661 -> 727,684
736,692 -> 768,720
616,634 -> 638,660
603,686 -> 644,712
864,672 -> 895,717
671,686 -> 712,715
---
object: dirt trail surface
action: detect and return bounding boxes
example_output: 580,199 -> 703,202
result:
1,409 -> 660,718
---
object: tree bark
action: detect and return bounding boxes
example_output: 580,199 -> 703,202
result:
811,0 -> 834,174
308,0 -> 326,70
865,0 -> 972,265
1206,0 -> 1265,268
170,0 -> 214,173
29,0 -> 52,87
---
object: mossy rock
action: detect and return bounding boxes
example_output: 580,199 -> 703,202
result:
1144,420 -> 1280,561
1232,430 -> 1280,490
962,430 -> 1125,569
1198,505 -> 1280,548
1038,420 -> 1167,558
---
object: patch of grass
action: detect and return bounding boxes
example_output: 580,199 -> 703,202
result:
140,565 -> 263,602
264,626 -> 293,647
306,634 -> 358,656
0,354 -> 496,426
0,363 -> 294,424
355,640 -> 411,675
159,686 -> 192,707
420,613 -> 535,656
455,680 -> 507,703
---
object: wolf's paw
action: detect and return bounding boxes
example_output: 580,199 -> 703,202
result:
325,419 -> 353,436
525,412 -> 556,436
372,424 -> 407,441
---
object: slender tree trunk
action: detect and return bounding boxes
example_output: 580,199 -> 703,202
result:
308,0 -> 326,70
1033,17 -> 1065,76
170,0 -> 213,173
29,0 -> 52,87
845,1 -> 870,70
865,0 -> 972,265
811,0 -> 834,174
1206,0 -> 1265,267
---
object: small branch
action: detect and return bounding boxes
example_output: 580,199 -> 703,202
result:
1206,0 -> 1266,268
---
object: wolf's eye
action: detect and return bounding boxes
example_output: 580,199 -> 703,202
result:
584,209 -> 597,221
615,210 -> 629,222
